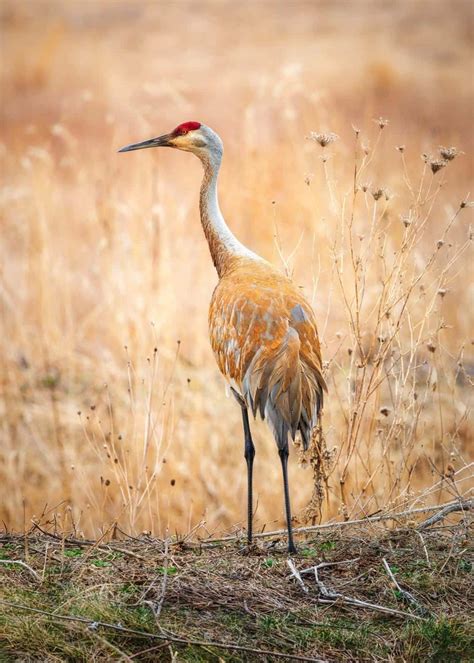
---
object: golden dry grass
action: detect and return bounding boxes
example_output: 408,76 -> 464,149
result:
1,0 -> 473,539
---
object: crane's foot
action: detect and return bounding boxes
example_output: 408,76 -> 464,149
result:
287,542 -> 298,555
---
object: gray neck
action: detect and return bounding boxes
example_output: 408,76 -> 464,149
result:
199,151 -> 260,277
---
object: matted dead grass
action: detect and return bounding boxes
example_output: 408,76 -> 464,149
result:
1,0 -> 473,541
1,501 -> 473,661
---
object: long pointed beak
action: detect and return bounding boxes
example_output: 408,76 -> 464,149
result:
118,133 -> 172,153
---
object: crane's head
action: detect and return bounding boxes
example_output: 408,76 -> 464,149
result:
118,122 -> 223,161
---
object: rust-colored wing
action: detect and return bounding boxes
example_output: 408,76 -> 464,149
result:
209,259 -> 326,450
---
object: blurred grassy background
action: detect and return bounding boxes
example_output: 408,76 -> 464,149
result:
1,0 -> 473,538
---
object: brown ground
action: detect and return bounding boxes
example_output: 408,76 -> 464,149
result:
1,502 -> 473,661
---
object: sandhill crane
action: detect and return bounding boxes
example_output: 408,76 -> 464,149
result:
119,122 -> 326,553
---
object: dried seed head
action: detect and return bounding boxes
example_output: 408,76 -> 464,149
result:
380,407 -> 391,417
362,142 -> 370,155
400,213 -> 413,227
352,124 -> 360,136
373,116 -> 389,129
438,146 -> 462,161
427,341 -> 437,353
309,131 -> 339,147
445,464 -> 455,479
436,239 -> 445,249
360,182 -> 370,192
460,199 -> 474,209
437,288 -> 448,297
371,187 -> 391,201
396,145 -> 405,153
429,158 -> 448,174
304,174 -> 313,186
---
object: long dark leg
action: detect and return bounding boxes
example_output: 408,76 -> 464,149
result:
241,407 -> 255,545
278,447 -> 297,554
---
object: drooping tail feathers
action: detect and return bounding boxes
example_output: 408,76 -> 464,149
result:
242,327 -> 326,451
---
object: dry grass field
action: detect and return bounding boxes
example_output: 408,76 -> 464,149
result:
1,0 -> 473,540
1,2 -> 474,660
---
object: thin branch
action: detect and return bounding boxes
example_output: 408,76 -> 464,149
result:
0,559 -> 42,583
199,500 -> 470,545
287,558 -> 309,593
29,522 -> 149,560
142,537 -> 170,618
417,499 -> 473,530
311,562 -> 423,621
4,500 -> 471,552
382,558 -> 429,615
299,558 -> 360,575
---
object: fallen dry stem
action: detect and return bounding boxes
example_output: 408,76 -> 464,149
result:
311,561 -> 423,621
382,558 -> 429,615
0,559 -> 42,584
200,499 -> 473,545
417,500 -> 473,530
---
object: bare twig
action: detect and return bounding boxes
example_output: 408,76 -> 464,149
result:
382,558 -> 429,615
200,500 -> 470,545
29,522 -> 148,560
314,563 -> 423,620
417,499 -> 473,530
287,558 -> 309,593
0,559 -> 42,583
294,560 -> 424,621
414,530 -> 431,567
299,558 -> 360,575
143,537 -> 171,618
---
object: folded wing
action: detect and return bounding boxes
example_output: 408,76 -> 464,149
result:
209,266 -> 326,450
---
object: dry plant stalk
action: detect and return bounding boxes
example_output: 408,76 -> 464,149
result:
300,122 -> 472,524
